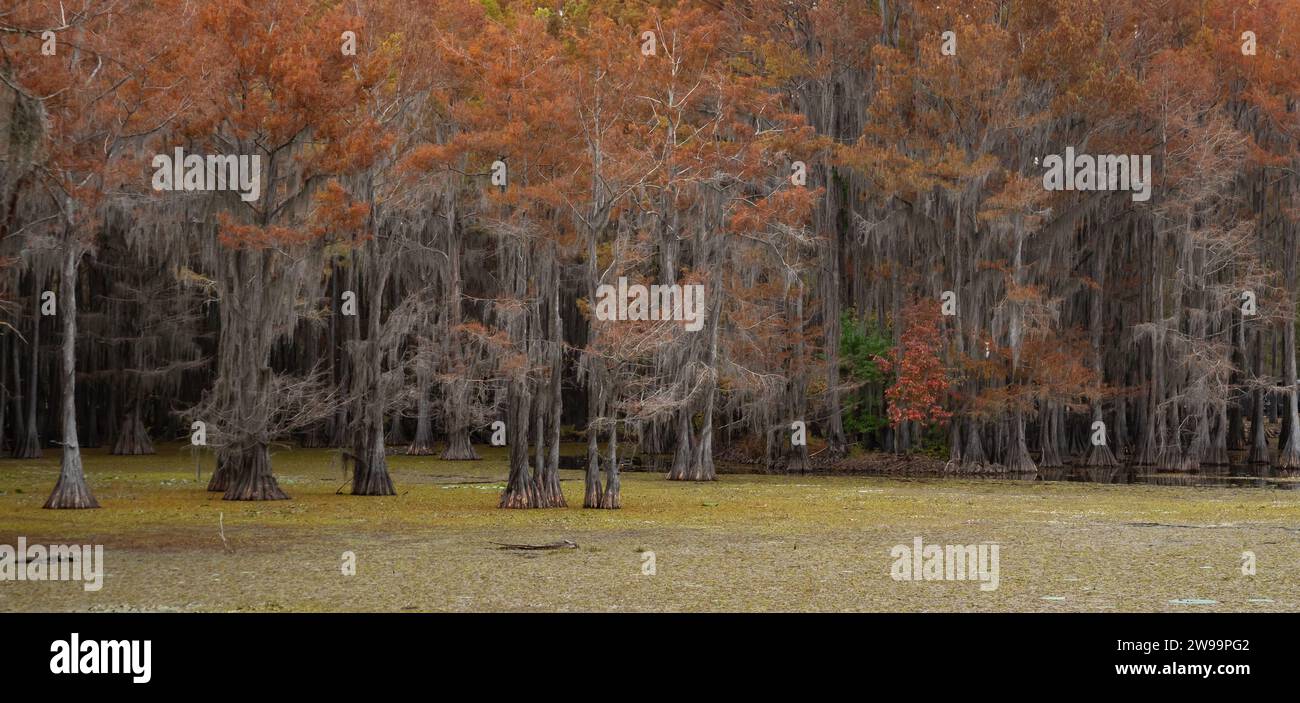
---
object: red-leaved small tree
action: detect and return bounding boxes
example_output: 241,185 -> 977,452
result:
877,299 -> 952,433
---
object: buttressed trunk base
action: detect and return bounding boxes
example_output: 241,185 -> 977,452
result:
221,444 -> 289,501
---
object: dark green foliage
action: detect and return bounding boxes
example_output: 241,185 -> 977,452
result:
839,310 -> 892,441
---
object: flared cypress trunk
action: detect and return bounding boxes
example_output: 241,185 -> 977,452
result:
688,391 -> 717,480
221,442 -> 288,501
407,368 -> 436,455
441,430 -> 479,459
538,396 -> 565,506
384,415 -> 407,447
946,415 -> 963,469
583,363 -> 605,506
669,295 -> 720,481
583,412 -> 603,507
1038,404 -> 1063,468
1135,350 -> 1163,466
599,420 -> 621,509
666,407 -> 694,480
350,246 -> 397,495
1004,411 -> 1036,474
45,245 -> 98,509
1248,390 -> 1272,464
1155,404 -> 1183,471
352,415 -> 396,496
1084,405 -> 1119,467
1203,402 -> 1230,466
210,230 -> 318,500
1179,408 -> 1204,472
440,385 -> 480,460
207,454 -> 232,492
775,418 -> 811,473
959,419 -> 988,471
499,377 -> 537,508
111,404 -> 155,455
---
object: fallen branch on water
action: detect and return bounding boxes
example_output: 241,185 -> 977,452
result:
489,540 -> 578,551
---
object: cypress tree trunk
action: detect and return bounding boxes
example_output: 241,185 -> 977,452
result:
822,216 -> 847,457
600,415 -> 621,509
1227,313 -> 1247,451
673,294 -> 720,481
407,367 -> 436,455
1278,312 -> 1300,467
666,406 -> 694,480
297,323 -> 326,449
1084,404 -> 1120,467
351,254 -> 396,496
499,376 -> 537,508
1004,410 -> 1036,474
352,412 -> 395,496
384,415 -> 407,447
222,442 -> 288,501
440,389 -> 480,460
775,280 -> 811,473
1038,403 -> 1062,468
499,228 -> 540,509
45,243 -> 98,509
1279,394 -> 1290,453
1137,224 -> 1164,466
1156,403 -> 1183,470
207,453 -> 232,492
582,200 -> 607,502
0,332 -> 8,454
531,384 -> 545,488
1204,402 -> 1230,466
439,210 -> 479,461
14,280 -> 42,459
1085,237 -> 1118,468
532,271 -> 565,507
1247,329 -> 1272,464
583,391 -> 603,507
1113,397 -> 1129,460
328,260 -> 348,447
959,419 -> 987,471
213,246 -> 296,501
1179,408 -> 1203,472
947,414 -> 963,469
111,403 -> 155,455
1279,226 -> 1300,468
8,334 -> 24,456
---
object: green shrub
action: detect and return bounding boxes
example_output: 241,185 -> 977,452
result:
839,310 -> 893,439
